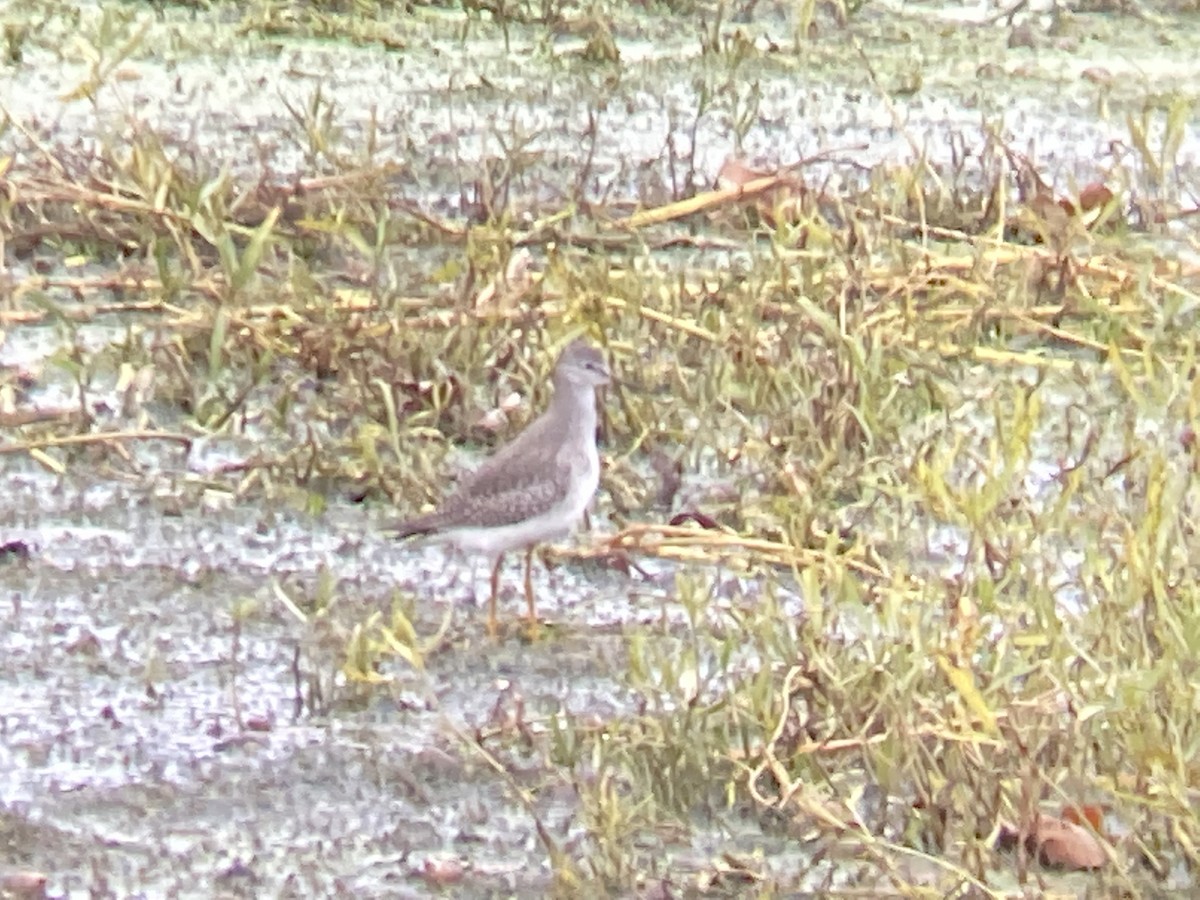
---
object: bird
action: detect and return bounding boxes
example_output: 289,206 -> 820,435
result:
392,337 -> 612,637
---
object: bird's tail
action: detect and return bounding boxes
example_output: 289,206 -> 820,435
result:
388,514 -> 442,541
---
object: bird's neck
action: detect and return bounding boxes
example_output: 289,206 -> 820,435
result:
548,379 -> 598,440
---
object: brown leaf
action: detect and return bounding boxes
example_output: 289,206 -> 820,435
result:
715,157 -> 771,190
1078,183 -> 1114,212
1061,804 -> 1107,832
713,156 -> 812,229
0,870 -> 48,899
1181,425 -> 1196,452
473,248 -> 535,312
421,857 -> 465,886
1081,67 -> 1114,86
668,511 -> 722,530
65,628 -> 101,655
1027,816 -> 1108,868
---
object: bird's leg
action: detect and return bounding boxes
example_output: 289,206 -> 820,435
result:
488,554 -> 503,639
523,544 -> 539,639
467,552 -> 481,602
453,548 -> 478,606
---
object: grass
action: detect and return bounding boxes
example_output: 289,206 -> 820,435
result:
3,0 -> 1200,894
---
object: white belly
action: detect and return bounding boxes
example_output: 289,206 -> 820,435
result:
443,446 -> 600,558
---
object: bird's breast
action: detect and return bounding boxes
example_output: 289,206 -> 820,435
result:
556,441 -> 600,523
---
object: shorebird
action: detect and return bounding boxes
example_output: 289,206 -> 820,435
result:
393,338 -> 611,636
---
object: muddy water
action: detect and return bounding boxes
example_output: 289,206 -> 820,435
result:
3,0 -> 1200,895
0,465 -> 643,894
0,456 -> 805,894
5,0 -> 1197,205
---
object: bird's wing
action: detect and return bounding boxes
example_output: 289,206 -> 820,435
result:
453,412 -> 567,502
436,473 -> 570,530
394,413 -> 573,535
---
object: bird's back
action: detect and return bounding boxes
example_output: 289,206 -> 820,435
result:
393,405 -> 573,536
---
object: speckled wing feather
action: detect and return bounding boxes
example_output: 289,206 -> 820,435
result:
418,470 -> 571,532
393,411 -> 573,536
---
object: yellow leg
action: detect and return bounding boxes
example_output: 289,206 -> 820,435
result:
488,555 -> 503,639
524,545 -> 540,639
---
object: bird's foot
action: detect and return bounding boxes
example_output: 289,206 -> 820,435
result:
521,614 -> 542,642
